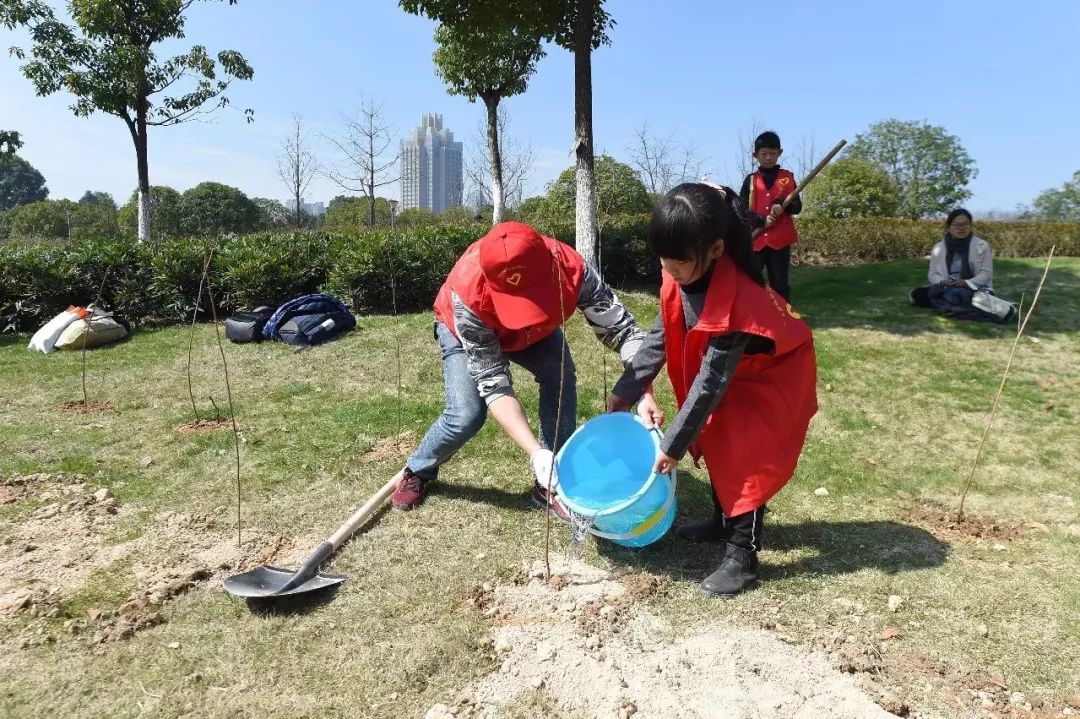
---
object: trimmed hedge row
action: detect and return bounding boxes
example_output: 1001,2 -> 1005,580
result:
0,228 -> 477,333
1,219 -> 1075,332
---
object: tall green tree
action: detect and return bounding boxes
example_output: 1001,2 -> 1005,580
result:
178,181 -> 259,236
400,0 -> 614,267
846,119 -> 976,220
252,197 -> 295,230
1,130 -> 24,154
325,195 -> 394,229
801,157 -> 901,219
73,190 -> 119,238
2,0 -> 254,241
0,152 -> 48,211
1024,170 -> 1080,221
5,199 -> 72,238
546,154 -> 650,219
118,185 -> 182,238
431,22 -> 543,225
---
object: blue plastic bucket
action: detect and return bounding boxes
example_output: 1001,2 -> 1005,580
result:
555,413 -> 677,548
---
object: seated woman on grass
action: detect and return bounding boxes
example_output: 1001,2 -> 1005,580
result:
908,209 -> 1016,323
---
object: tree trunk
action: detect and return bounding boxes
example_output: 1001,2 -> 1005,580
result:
135,110 -> 151,243
368,132 -> 376,226
574,0 -> 599,268
294,173 -> 302,229
484,95 -> 504,226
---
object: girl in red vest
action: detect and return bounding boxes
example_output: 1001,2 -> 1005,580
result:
739,130 -> 801,301
393,222 -> 647,517
608,183 -> 817,597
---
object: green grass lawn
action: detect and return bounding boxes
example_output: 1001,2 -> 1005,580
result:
1,258 -> 1078,718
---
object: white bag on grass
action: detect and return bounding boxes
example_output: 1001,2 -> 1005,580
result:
27,306 -> 88,354
55,314 -> 128,350
971,290 -> 1015,321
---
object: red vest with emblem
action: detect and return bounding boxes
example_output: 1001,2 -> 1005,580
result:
433,237 -> 585,352
749,168 -> 799,252
660,256 -> 817,516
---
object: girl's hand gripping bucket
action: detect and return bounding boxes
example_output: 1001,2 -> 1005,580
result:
554,413 -> 677,548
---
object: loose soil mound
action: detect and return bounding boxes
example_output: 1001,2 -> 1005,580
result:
431,558 -> 903,719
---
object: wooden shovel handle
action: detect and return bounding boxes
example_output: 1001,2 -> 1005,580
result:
327,469 -> 403,550
751,138 -> 847,238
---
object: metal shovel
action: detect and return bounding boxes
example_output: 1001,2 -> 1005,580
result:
224,470 -> 402,600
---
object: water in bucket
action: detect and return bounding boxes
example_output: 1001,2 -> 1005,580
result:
556,413 -> 677,548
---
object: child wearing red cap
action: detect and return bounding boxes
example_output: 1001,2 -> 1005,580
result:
393,222 -> 647,518
608,183 -> 817,597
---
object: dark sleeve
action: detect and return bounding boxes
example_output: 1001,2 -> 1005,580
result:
785,188 -> 803,216
610,314 -> 665,405
660,332 -> 749,459
740,174 -> 767,229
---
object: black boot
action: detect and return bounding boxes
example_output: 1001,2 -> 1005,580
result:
674,511 -> 730,543
700,544 -> 759,597
675,492 -> 730,543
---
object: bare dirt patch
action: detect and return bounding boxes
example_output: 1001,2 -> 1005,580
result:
863,650 -> 1064,719
359,431 -> 416,463
176,417 -> 233,434
1,474 -> 304,647
898,498 -> 1025,543
0,472 -> 46,504
58,400 -> 114,414
436,558 -> 903,719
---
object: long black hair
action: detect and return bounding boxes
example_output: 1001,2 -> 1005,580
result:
648,182 -> 764,286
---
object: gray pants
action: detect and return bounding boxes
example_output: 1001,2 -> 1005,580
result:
407,322 -> 577,481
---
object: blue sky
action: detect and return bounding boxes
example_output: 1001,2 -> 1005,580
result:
2,0 -> 1078,213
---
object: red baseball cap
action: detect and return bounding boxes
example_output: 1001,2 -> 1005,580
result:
479,222 -> 560,330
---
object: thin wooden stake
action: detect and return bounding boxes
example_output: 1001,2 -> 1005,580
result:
80,269 -> 111,405
543,255 -> 569,582
389,238 -> 402,452
957,248 -> 1055,519
187,254 -> 211,422
199,250 -> 244,548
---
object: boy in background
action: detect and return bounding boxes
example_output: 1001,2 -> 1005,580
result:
739,131 -> 801,301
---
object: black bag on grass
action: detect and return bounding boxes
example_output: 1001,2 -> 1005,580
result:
225,306 -> 274,343
278,310 -> 355,347
263,294 -> 356,347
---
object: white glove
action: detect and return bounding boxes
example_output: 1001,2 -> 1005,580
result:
530,448 -> 560,492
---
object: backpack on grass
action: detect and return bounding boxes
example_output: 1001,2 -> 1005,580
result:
225,305 -> 274,343
262,294 -> 355,347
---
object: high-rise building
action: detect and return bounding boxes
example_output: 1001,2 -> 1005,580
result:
285,197 -> 326,217
400,113 -> 463,214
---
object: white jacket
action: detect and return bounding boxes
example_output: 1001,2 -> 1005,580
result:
928,235 -> 993,290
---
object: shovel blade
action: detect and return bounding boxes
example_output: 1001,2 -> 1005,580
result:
224,565 -> 345,598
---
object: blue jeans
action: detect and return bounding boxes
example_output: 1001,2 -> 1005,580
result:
407,322 -> 577,481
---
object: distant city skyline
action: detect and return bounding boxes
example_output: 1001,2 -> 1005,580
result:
400,113 -> 463,214
285,197 -> 326,217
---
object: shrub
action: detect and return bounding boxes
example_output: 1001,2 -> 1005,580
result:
325,227 -> 478,313
214,231 -> 334,310
0,220 -> 1075,333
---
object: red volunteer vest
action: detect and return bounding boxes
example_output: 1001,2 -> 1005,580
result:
660,256 -> 818,516
433,237 -> 585,352
749,167 -> 799,252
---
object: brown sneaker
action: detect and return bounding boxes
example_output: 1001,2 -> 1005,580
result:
530,483 -> 571,524
392,468 -> 430,511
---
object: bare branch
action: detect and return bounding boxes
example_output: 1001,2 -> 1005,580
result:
324,96 -> 399,224
628,123 -> 708,195
464,106 -> 534,210
277,113 -> 318,228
